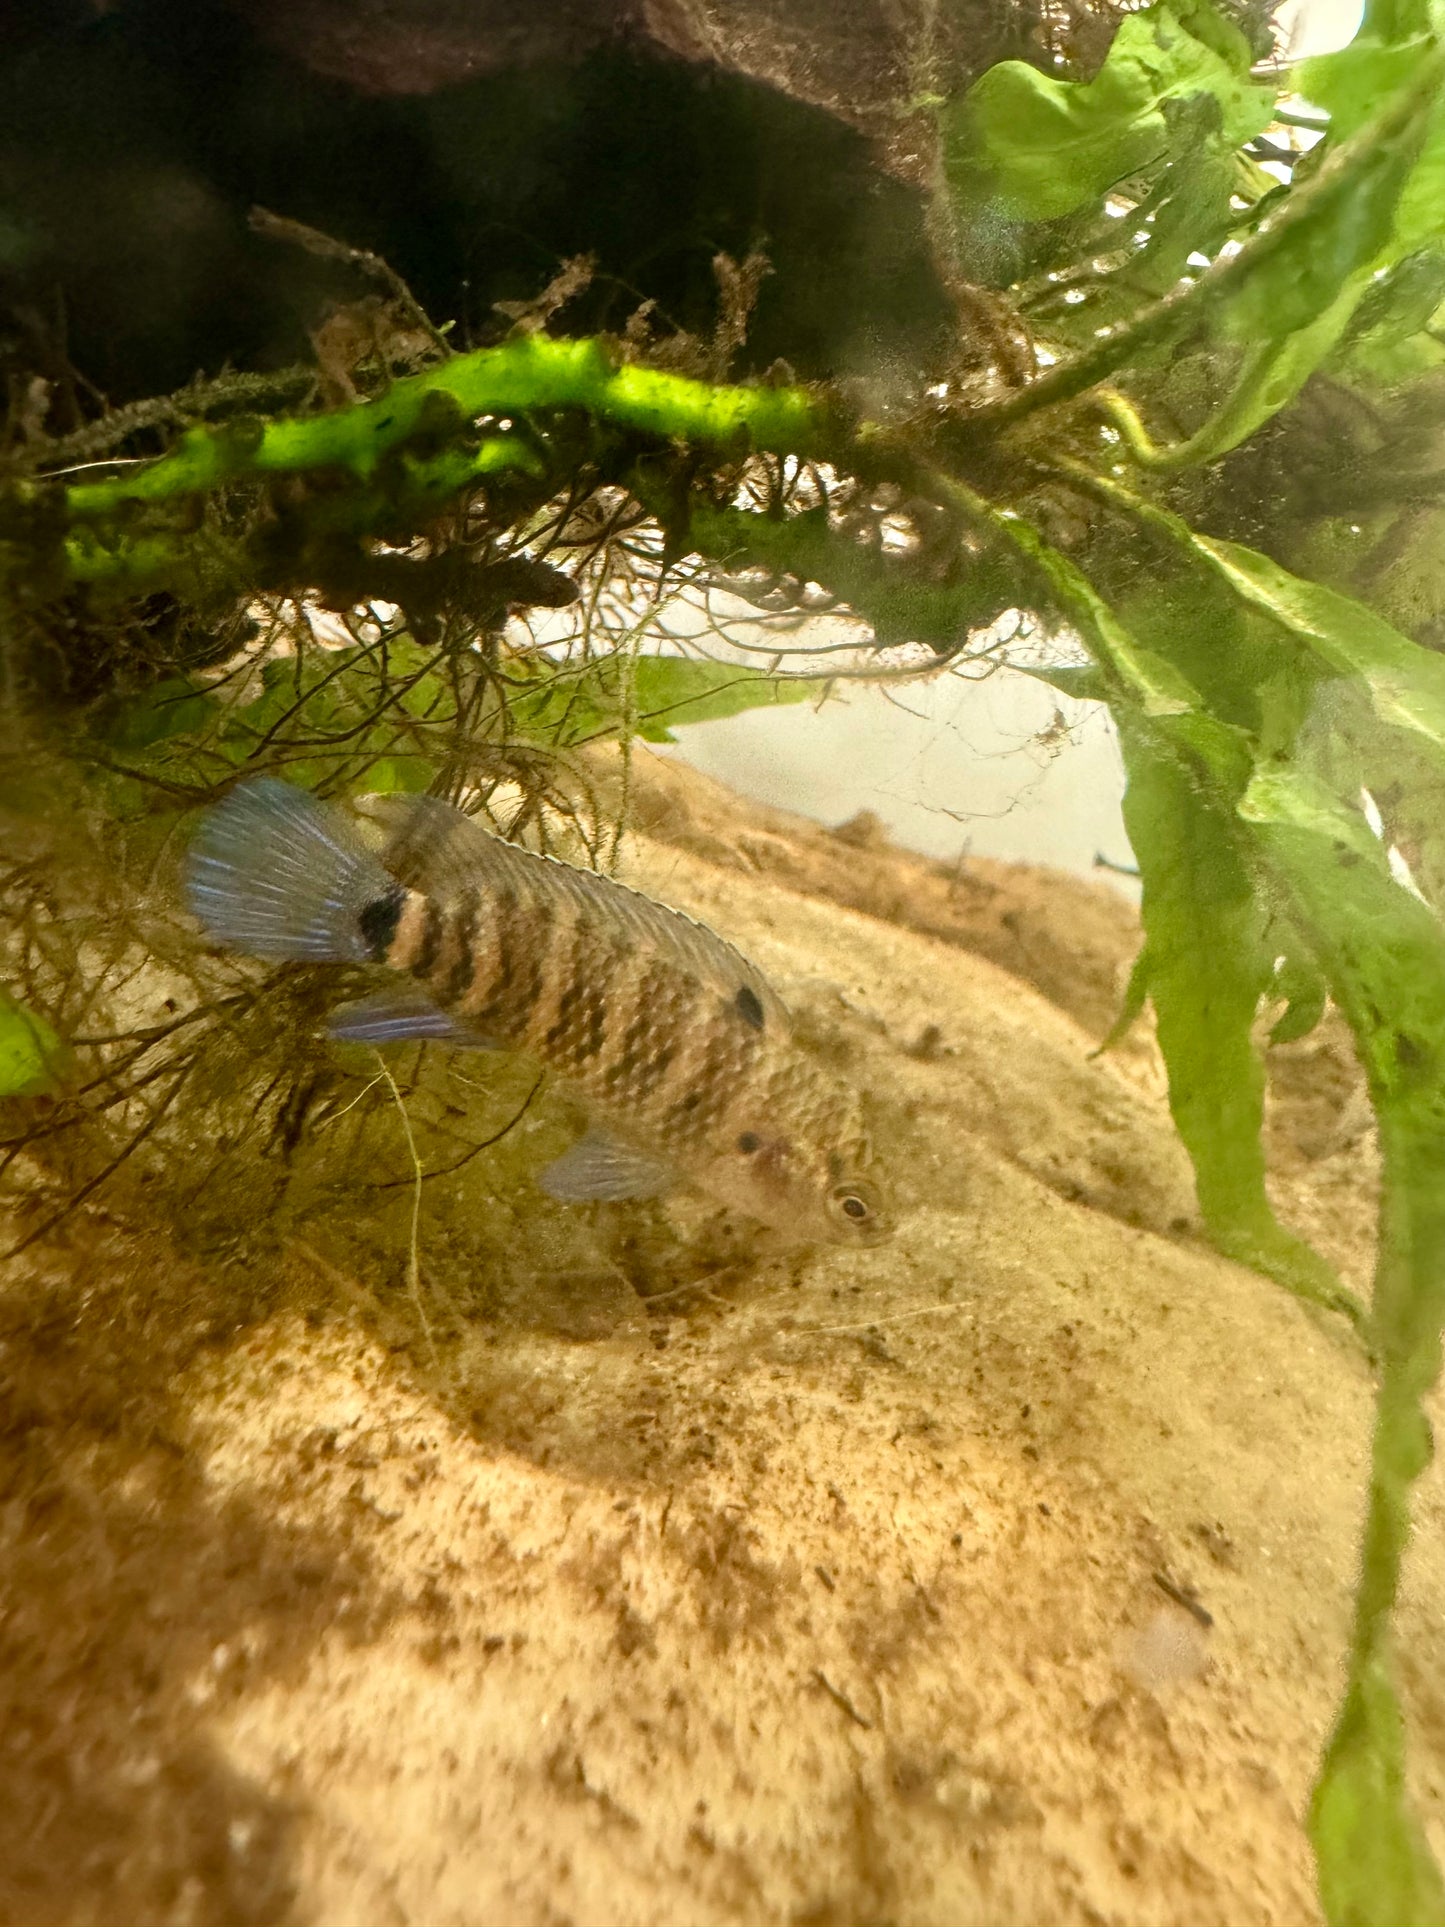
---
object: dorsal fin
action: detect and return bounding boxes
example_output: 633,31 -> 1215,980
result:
355,792 -> 792,1032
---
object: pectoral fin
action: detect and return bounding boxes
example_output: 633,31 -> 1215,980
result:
538,1127 -> 675,1203
328,988 -> 499,1049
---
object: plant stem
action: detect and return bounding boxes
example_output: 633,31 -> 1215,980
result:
59,336 -> 831,522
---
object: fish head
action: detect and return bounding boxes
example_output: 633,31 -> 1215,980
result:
706,1110 -> 895,1246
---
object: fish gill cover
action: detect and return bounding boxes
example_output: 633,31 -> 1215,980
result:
2,0 -> 1445,1916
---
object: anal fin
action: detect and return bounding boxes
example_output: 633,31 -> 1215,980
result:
538,1127 -> 675,1203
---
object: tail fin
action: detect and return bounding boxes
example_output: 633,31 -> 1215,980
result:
187,777 -> 403,962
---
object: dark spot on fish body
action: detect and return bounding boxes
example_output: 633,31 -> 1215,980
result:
737,1132 -> 762,1154
734,985 -> 766,1031
358,887 -> 406,962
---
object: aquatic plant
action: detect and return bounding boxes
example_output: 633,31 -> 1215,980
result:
3,0 -> 1445,1914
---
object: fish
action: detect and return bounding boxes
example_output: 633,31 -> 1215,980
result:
186,777 -> 894,1245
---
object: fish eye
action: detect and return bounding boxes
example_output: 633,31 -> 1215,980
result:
826,1180 -> 890,1242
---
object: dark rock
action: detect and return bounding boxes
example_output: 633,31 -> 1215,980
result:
0,0 -> 959,401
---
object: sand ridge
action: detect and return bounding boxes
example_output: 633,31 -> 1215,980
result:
1,753 -> 1430,1927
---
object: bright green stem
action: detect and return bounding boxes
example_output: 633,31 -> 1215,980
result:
61,335 -> 830,521
61,435 -> 545,597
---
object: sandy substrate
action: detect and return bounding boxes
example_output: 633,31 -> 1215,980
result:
2,752 -> 1439,1927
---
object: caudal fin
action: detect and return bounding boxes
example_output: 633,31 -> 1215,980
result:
187,777 -> 403,962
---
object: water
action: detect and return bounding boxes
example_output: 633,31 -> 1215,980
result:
664,665 -> 1136,884
0,1 -> 1436,1922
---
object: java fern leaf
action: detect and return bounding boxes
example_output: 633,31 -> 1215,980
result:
944,1 -> 1272,225
1117,717 -> 1352,1316
1119,22 -> 1445,465
950,480 -> 1353,1316
1241,767 -> 1445,1927
0,994 -> 60,1098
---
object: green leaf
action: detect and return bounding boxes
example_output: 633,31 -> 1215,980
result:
1268,948 -> 1329,1044
1331,247 -> 1445,387
1092,940 -> 1153,1054
1219,131 -> 1419,346
1189,534 -> 1445,754
505,653 -> 827,748
678,498 -> 1008,654
630,658 -> 827,742
1095,43 -> 1445,467
1313,1662 -> 1445,1927
98,639 -> 447,797
1240,765 -> 1445,1924
1167,0 -> 1260,69
962,493 -> 1202,716
1302,38 -> 1432,140
961,484 -> 1353,1315
946,4 -> 1272,224
98,676 -> 221,753
1119,720 -> 1350,1312
1018,662 -> 1111,701
1359,0 -> 1438,42
361,755 -> 436,794
0,993 -> 60,1097
1071,475 -> 1445,764
1112,282 -> 1378,469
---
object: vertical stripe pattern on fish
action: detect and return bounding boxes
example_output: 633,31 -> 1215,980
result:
187,778 -> 893,1245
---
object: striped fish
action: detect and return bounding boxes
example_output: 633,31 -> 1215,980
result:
187,778 -> 893,1245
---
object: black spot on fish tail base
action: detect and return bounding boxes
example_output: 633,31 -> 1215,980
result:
358,886 -> 406,962
734,984 -> 766,1031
